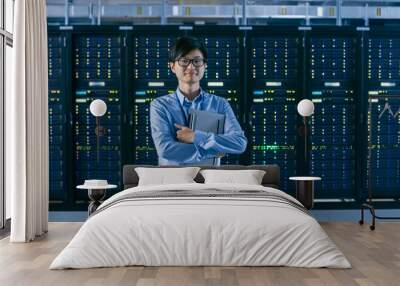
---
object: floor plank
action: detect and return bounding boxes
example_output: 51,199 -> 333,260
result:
0,222 -> 399,286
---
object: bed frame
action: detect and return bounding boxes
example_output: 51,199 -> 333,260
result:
123,165 -> 280,190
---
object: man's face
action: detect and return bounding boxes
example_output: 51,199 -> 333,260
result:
170,49 -> 207,85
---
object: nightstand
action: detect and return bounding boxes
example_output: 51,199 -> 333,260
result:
77,181 -> 117,216
289,176 -> 321,210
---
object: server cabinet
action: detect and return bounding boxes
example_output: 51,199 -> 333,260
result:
48,32 -> 71,206
72,31 -> 123,203
247,27 -> 301,195
365,29 -> 400,200
306,28 -> 358,201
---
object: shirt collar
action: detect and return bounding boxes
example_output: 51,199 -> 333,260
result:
176,87 -> 204,106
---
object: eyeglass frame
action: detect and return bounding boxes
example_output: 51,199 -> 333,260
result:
174,57 -> 207,68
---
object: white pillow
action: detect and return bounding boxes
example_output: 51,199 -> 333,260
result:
135,167 -> 200,186
200,169 -> 266,185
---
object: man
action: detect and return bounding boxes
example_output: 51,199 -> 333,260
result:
150,36 -> 247,166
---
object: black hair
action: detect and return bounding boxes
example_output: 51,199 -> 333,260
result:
168,36 -> 208,63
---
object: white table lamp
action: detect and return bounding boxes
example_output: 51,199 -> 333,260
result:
297,99 -> 315,163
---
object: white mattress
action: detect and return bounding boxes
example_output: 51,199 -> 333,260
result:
50,183 -> 351,269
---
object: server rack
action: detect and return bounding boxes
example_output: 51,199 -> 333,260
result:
365,29 -> 400,200
247,27 -> 301,195
306,27 -> 358,201
359,28 -> 400,228
48,33 -> 70,205
72,29 -> 124,206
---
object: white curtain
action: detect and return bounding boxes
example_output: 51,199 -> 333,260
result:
7,0 -> 49,242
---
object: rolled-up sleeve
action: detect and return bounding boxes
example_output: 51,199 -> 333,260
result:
150,100 -> 216,164
193,99 -> 247,154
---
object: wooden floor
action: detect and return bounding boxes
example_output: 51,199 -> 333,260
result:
0,222 -> 399,286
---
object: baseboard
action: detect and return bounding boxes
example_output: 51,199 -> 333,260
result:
49,209 -> 400,223
49,212 -> 88,222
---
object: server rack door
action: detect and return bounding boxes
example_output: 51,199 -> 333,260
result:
247,29 -> 300,196
366,30 -> 400,200
48,32 -> 69,207
307,29 -> 357,201
72,33 -> 123,204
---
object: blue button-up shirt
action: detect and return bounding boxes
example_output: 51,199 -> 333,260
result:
150,88 -> 247,166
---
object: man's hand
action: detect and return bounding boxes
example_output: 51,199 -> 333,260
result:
175,124 -> 195,144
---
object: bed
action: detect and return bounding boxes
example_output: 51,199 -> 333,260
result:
50,165 -> 350,269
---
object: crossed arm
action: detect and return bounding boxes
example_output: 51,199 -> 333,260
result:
150,99 -> 247,164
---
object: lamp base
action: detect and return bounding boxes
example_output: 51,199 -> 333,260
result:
88,189 -> 106,216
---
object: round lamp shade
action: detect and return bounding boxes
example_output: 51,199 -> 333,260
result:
297,99 -> 315,117
89,99 -> 107,117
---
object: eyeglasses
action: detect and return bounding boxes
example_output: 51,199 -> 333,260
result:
176,58 -> 206,68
